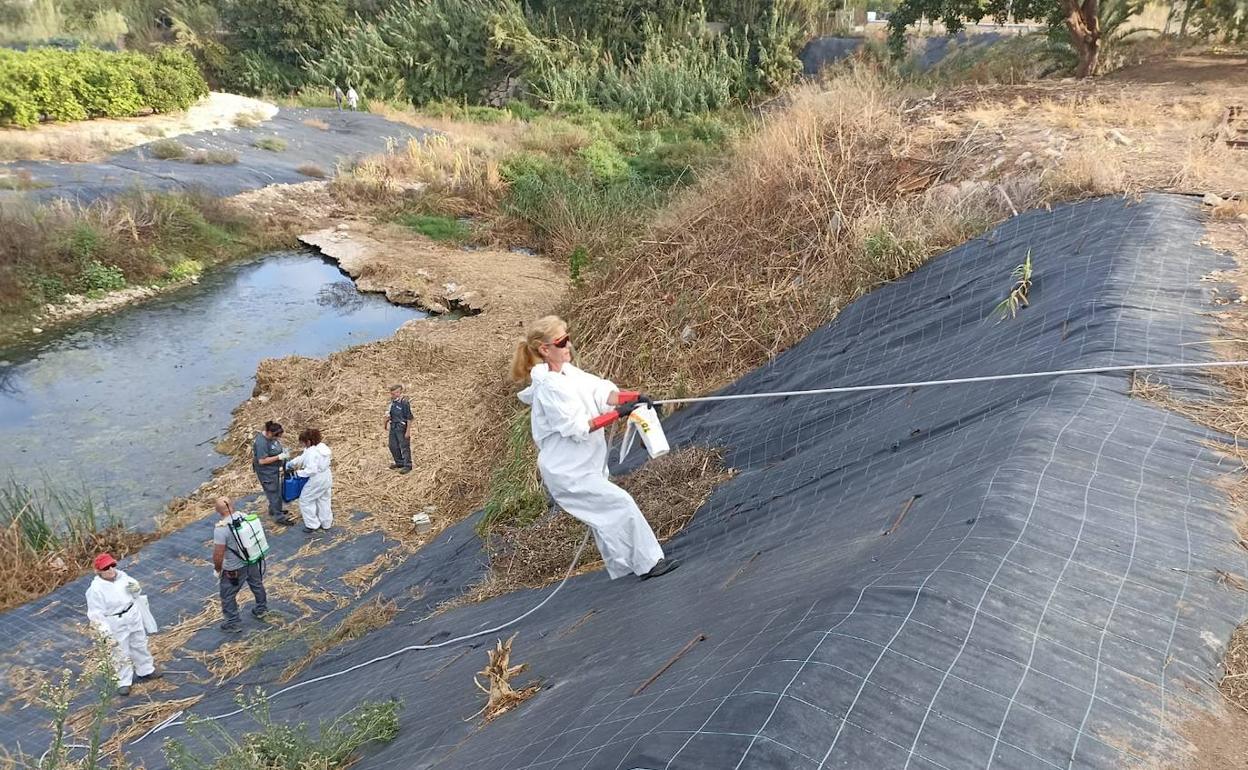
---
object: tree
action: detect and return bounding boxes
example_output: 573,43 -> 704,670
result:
887,0 -> 1103,77
223,0 -> 348,71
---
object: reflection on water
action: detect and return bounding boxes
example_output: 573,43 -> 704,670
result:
0,251 -> 426,527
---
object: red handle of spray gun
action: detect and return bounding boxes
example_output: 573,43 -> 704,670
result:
617,390 -> 640,405
590,411 -> 620,432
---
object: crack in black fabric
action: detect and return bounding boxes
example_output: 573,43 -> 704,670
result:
3,194 -> 1246,770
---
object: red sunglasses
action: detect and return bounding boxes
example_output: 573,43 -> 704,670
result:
548,335 -> 571,349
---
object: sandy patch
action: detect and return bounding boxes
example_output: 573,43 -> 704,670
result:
0,92 -> 278,163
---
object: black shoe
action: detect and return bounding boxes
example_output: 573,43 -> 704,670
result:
135,671 -> 162,682
251,607 -> 268,619
117,685 -> 131,696
302,526 -> 317,533
272,516 -> 295,526
220,621 -> 242,633
641,558 -> 680,580
398,467 -> 411,474
389,463 -> 402,469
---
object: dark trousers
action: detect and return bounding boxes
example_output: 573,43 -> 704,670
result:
220,561 -> 267,623
389,426 -> 412,469
259,474 -> 283,517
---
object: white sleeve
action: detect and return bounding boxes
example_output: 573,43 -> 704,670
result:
534,383 -> 592,442
571,366 -> 617,413
85,585 -> 109,630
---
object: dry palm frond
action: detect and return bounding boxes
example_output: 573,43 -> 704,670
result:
471,634 -> 538,723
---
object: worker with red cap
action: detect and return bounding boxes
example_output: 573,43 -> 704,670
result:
85,553 -> 159,696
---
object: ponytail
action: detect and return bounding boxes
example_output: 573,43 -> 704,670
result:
509,315 -> 568,383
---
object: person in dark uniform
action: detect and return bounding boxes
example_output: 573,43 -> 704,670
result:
253,421 -> 294,525
384,385 -> 413,474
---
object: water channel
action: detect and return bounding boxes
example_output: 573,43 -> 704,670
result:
0,251 -> 426,526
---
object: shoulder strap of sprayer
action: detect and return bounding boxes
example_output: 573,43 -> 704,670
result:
225,514 -> 251,563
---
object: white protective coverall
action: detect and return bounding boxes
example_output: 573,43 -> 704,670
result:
85,569 -> 155,687
518,363 -> 664,579
289,443 -> 333,529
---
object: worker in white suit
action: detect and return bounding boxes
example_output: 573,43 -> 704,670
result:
287,427 -> 334,532
512,315 -> 679,580
85,553 -> 160,696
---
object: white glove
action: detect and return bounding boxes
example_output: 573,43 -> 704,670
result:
278,451 -> 290,460
125,581 -> 141,595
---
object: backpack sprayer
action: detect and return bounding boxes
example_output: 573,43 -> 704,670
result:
227,513 -> 270,565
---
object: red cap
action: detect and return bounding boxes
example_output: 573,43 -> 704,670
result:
93,553 -> 117,571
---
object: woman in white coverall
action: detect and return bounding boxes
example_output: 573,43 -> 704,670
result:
512,315 -> 679,580
287,427 -> 334,532
85,553 -> 160,696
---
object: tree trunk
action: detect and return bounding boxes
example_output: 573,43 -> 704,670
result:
1179,0 -> 1196,36
1064,0 -> 1101,77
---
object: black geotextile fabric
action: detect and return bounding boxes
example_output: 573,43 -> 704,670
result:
8,193 -> 1248,769
0,501 -> 487,756
5,108 -> 427,204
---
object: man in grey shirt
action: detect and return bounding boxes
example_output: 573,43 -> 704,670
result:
254,421 -> 293,526
212,497 -> 268,633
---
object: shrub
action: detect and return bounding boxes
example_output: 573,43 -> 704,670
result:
253,136 -> 288,152
579,140 -> 630,183
148,138 -> 188,159
0,47 -> 206,128
166,259 -> 203,282
190,149 -> 240,164
233,109 -> 268,128
78,260 -> 127,293
163,693 -> 400,770
297,163 -> 328,178
396,213 -> 471,242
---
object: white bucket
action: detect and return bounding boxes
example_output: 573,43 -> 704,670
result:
619,404 -> 670,462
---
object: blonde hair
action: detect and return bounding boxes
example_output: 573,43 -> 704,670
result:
510,315 -> 567,382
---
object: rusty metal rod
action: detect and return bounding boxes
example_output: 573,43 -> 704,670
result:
633,633 -> 707,696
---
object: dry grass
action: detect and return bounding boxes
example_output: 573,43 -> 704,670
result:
280,597 -> 398,682
297,163 -> 328,179
0,526 -> 155,613
234,109 -> 268,129
303,118 -> 331,131
1223,622 -> 1248,713
479,446 -> 732,596
566,68 -> 1023,397
100,695 -> 202,755
0,133 -> 113,162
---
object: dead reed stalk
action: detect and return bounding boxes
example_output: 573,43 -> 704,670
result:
566,67 -> 1018,398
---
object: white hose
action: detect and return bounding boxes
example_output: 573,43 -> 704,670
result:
128,529 -> 592,747
653,359 -> 1248,405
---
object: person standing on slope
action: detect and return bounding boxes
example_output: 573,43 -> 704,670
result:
512,315 -> 679,580
286,428 -> 334,532
85,553 -> 160,695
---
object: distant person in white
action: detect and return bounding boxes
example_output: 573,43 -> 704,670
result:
85,553 -> 159,695
512,315 -> 679,580
346,86 -> 359,111
287,427 -> 334,531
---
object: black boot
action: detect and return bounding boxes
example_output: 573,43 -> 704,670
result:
641,558 -> 680,580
